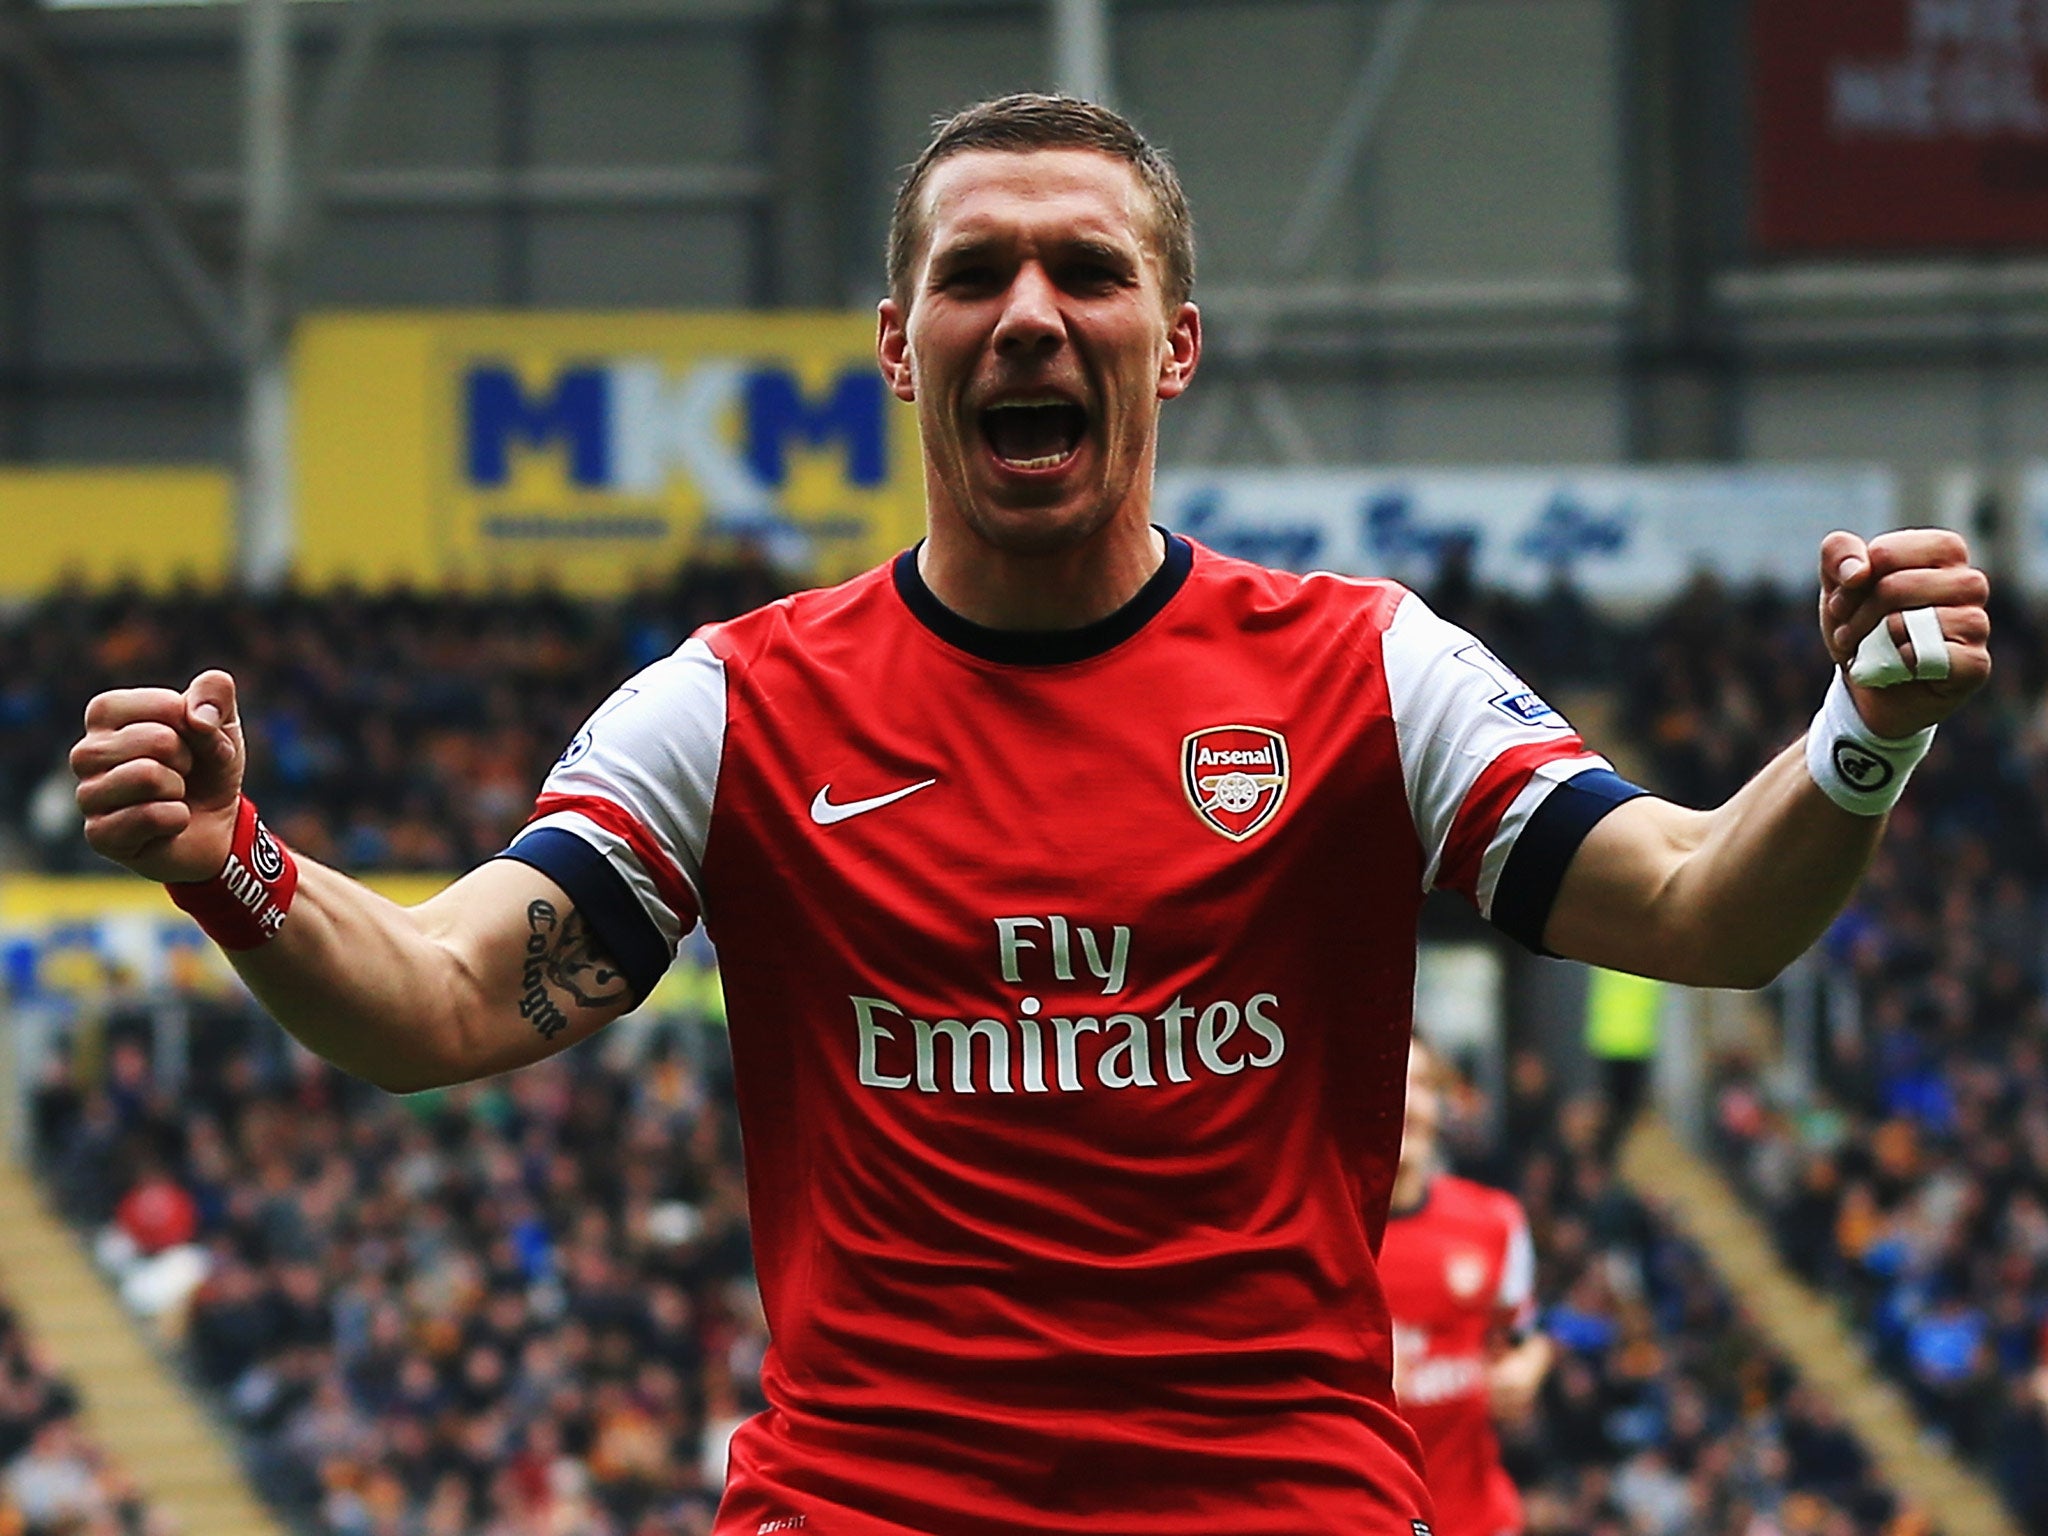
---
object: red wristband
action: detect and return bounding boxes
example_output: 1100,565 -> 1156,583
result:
165,797 -> 299,950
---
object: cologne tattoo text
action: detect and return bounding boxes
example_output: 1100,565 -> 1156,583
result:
520,899 -> 629,1040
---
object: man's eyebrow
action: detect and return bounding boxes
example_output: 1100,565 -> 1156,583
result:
930,231 -> 1140,265
1062,237 -> 1138,267
929,235 -> 1005,267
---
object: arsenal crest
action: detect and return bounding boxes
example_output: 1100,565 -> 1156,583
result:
1183,725 -> 1289,842
1445,1250 -> 1489,1300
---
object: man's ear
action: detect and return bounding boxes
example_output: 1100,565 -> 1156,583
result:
1157,302 -> 1201,401
877,300 -> 916,403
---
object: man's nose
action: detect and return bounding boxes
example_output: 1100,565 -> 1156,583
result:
992,265 -> 1064,355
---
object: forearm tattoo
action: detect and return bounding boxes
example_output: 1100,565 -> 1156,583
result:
519,899 -> 630,1040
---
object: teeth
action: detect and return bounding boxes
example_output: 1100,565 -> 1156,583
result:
981,396 -> 1084,470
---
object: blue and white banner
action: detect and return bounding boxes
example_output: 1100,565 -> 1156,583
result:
1156,466 -> 1897,604
2018,465 -> 2048,595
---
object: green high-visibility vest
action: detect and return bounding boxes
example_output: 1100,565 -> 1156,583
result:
645,956 -> 727,1026
1585,967 -> 1660,1060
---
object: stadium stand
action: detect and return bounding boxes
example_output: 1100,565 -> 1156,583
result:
33,991 -> 756,1536
0,1160 -> 279,1536
0,561 -> 790,875
1641,586 -> 2048,1536
21,987 -> 1920,1536
1464,1049 -> 1920,1536
0,1268 -> 162,1536
7,564 -> 2030,1535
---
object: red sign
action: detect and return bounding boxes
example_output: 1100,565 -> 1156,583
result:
1755,0 -> 2048,251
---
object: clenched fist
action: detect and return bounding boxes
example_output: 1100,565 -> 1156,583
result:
1818,528 -> 1991,740
71,669 -> 246,883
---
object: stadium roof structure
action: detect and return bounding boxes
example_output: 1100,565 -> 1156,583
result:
31,0 -> 1022,21
27,0 -> 797,33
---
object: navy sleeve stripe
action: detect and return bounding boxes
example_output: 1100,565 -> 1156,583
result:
497,827 -> 672,1004
1490,768 -> 1650,956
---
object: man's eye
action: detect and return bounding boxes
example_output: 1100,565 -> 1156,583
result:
1067,263 -> 1126,289
941,267 -> 997,290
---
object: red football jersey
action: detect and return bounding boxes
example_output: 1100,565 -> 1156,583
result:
506,535 -> 1636,1536
1381,1174 -> 1538,1536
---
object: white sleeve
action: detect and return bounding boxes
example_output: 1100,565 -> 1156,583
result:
499,635 -> 726,997
1381,590 -> 1614,918
1497,1207 -> 1538,1332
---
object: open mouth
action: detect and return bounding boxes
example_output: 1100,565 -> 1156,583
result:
979,396 -> 1089,471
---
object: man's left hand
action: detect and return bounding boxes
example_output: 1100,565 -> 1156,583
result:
1818,528 -> 1992,739
1486,1334 -> 1555,1426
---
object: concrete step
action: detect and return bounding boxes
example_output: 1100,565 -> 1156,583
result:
1621,1117 -> 2020,1536
143,1497 -> 276,1535
0,1160 -> 287,1536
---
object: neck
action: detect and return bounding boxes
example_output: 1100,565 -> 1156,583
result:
1390,1155 -> 1434,1214
918,516 -> 1166,631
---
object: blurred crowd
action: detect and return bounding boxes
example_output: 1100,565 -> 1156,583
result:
1610,580 -> 2048,1535
12,556 -> 2043,1535
0,1288 -> 158,1536
1451,1050 -> 1910,1536
0,559 -> 789,874
26,995 -> 1914,1536
35,998 -> 756,1536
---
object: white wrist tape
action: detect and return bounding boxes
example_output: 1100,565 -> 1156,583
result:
1806,670 -> 1936,816
1849,607 -> 1951,688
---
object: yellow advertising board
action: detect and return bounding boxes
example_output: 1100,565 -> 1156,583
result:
0,873 -> 452,1006
0,469 -> 232,598
0,874 -> 719,1020
295,311 -> 926,594
0,873 -> 452,926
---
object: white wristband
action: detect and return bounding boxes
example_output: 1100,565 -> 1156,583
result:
1805,670 -> 1936,816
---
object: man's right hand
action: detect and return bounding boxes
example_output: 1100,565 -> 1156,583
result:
72,669 -> 631,1093
71,669 -> 246,883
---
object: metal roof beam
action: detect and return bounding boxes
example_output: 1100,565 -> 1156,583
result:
35,0 -> 781,44
1050,0 -> 1110,105
0,1 -> 242,360
27,162 -> 774,208
1183,0 -> 1432,465
1718,259 -> 2048,314
1200,273 -> 1638,326
285,0 -> 386,265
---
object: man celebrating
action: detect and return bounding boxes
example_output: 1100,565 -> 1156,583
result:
1382,1041 -> 1553,1536
70,95 -> 1989,1535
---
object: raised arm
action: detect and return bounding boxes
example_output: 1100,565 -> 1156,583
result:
70,671 -> 638,1092
1542,528 -> 1990,988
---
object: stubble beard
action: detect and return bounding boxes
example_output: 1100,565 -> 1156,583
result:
940,410 -> 1156,563
957,491 -> 1123,559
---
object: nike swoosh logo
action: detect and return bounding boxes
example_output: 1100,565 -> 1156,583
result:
808,777 -> 937,826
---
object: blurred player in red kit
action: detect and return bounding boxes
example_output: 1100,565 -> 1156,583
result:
71,91 -> 1991,1536
1382,1041 -> 1553,1536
